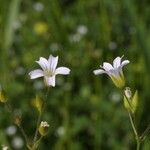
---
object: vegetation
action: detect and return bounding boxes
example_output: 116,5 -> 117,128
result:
0,0 -> 150,149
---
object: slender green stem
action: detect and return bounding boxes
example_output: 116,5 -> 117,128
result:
5,102 -> 31,149
33,112 -> 42,143
32,87 -> 49,147
128,112 -> 141,150
18,125 -> 31,149
140,123 -> 150,140
5,102 -> 13,113
35,136 -> 43,147
32,136 -> 43,150
136,140 -> 140,150
128,112 -> 138,137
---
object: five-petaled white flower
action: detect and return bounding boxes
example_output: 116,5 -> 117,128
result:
93,56 -> 130,88
29,55 -> 70,87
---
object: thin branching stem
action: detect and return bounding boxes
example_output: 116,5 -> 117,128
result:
140,123 -> 150,141
128,112 -> 141,150
32,87 -> 49,148
33,112 -> 42,143
18,125 -> 31,149
5,102 -> 30,149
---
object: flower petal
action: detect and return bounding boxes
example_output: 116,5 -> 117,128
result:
29,69 -> 44,79
109,69 -> 119,77
113,57 -> 121,68
48,55 -> 58,72
36,57 -> 49,70
55,67 -> 70,75
93,69 -> 106,75
121,60 -> 130,67
45,76 -> 56,87
103,62 -> 113,71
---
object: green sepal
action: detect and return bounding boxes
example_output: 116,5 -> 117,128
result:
123,96 -> 131,111
131,90 -> 138,113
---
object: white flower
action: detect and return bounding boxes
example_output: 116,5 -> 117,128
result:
77,25 -> 88,35
29,55 -> 70,87
69,33 -> 82,43
2,145 -> 9,150
12,136 -> 24,149
33,2 -> 44,12
40,121 -> 50,127
56,126 -> 65,137
93,56 -> 130,88
6,125 -> 17,136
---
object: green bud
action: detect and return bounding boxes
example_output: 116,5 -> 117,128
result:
123,87 -> 138,114
39,121 -> 49,136
0,90 -> 7,103
124,87 -> 132,99
32,95 -> 43,113
14,115 -> 22,126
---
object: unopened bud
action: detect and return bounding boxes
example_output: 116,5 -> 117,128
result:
14,115 -> 22,126
124,87 -> 132,99
32,95 -> 43,113
123,87 -> 138,114
0,90 -> 7,103
39,121 -> 49,136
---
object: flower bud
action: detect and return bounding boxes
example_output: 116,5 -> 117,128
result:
14,114 -> 22,126
32,95 -> 43,113
123,87 -> 138,114
124,87 -> 132,99
34,22 -> 48,35
0,90 -> 7,103
39,121 -> 49,136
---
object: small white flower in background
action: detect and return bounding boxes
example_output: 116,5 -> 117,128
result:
2,145 -> 9,150
69,33 -> 82,43
12,136 -> 24,149
13,21 -> 21,30
93,56 -> 130,89
69,25 -> 88,43
109,92 -> 121,103
6,125 -> 17,136
33,2 -> 44,12
77,25 -> 88,35
56,126 -> 65,137
29,55 -> 70,87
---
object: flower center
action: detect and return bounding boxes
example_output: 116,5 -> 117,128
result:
44,70 -> 54,77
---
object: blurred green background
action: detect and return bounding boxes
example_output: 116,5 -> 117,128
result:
0,0 -> 150,149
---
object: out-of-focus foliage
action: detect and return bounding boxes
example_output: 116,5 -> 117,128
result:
0,0 -> 150,149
